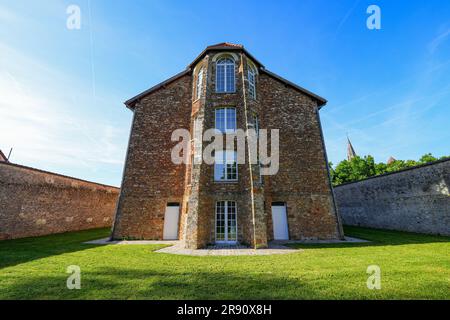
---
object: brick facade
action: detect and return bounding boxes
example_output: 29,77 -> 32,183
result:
0,162 -> 119,240
112,43 -> 343,248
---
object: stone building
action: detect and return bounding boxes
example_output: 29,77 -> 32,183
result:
111,43 -> 343,249
347,136 -> 357,161
0,149 -> 9,162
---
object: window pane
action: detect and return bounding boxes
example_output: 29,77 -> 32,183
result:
226,64 -> 235,92
216,201 -> 225,241
214,163 -> 225,181
227,201 -> 237,240
226,108 -> 236,131
215,150 -> 237,181
216,107 -> 235,133
214,150 -> 225,163
216,65 -> 225,92
216,58 -> 234,93
253,114 -> 259,135
248,69 -> 256,99
196,69 -> 203,99
227,163 -> 237,180
215,108 -> 225,132
225,151 -> 237,180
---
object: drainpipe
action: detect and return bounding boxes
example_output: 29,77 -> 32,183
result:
240,53 -> 258,249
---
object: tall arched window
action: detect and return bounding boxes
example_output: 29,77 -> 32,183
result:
216,57 -> 235,93
196,68 -> 204,100
248,65 -> 256,99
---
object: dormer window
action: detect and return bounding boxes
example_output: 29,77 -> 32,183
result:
216,57 -> 235,93
196,68 -> 204,100
248,65 -> 256,99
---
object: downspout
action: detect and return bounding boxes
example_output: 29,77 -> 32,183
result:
240,53 -> 258,249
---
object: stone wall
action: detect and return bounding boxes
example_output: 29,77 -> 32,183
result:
334,159 -> 450,236
0,162 -> 119,240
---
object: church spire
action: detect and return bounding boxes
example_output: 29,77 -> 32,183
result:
347,135 -> 357,161
387,156 -> 396,165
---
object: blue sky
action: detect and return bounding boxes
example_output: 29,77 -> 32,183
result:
1,0 -> 449,186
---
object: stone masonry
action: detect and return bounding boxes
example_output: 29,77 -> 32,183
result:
334,158 -> 450,236
112,43 -> 344,248
0,162 -> 119,240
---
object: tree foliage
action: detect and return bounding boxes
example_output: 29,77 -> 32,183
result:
329,153 -> 449,186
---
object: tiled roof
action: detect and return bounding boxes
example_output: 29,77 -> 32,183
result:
347,137 -> 357,161
206,42 -> 244,49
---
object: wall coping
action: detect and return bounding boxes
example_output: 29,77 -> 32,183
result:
0,161 -> 119,190
334,157 -> 450,188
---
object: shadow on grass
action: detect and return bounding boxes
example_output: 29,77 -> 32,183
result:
0,228 -> 110,269
1,226 -> 448,271
286,226 -> 450,250
1,267 -> 322,300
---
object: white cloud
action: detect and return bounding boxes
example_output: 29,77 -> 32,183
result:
428,28 -> 450,54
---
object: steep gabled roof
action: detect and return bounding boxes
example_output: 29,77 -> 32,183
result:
124,70 -> 190,109
260,69 -> 327,106
125,43 -> 327,109
347,137 -> 357,161
188,42 -> 265,69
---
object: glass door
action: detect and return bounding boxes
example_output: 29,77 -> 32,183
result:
216,201 -> 237,244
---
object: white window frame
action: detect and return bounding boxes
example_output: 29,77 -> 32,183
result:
215,107 -> 236,134
248,67 -> 256,99
195,68 -> 204,100
253,113 -> 260,135
214,150 -> 238,182
215,200 -> 237,244
216,57 -> 235,93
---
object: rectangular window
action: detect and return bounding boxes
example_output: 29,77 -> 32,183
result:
226,64 -> 235,92
253,113 -> 259,135
216,201 -> 237,243
196,69 -> 204,100
216,59 -> 235,93
214,150 -> 238,181
192,116 -> 202,162
215,107 -> 236,133
216,64 -> 225,92
248,70 -> 256,99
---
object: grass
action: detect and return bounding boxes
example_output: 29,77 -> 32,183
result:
0,226 -> 448,300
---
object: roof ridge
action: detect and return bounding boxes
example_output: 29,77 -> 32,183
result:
207,42 -> 243,49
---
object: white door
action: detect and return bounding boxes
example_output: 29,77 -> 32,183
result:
163,204 -> 180,240
271,204 -> 289,240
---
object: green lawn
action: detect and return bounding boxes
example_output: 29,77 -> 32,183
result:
0,226 -> 448,299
